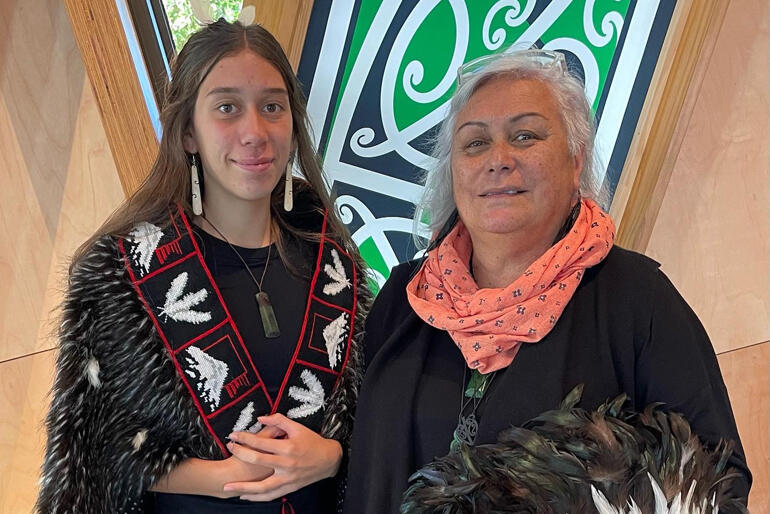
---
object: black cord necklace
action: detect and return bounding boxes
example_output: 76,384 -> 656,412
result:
448,254 -> 499,451
200,216 -> 280,338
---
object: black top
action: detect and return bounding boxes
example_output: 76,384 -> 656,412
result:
195,227 -> 310,397
344,246 -> 751,514
150,227 -> 334,513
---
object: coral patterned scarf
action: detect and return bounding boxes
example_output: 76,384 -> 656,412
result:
406,199 -> 616,374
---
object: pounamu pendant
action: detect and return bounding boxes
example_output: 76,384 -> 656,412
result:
256,291 -> 280,338
465,370 -> 489,398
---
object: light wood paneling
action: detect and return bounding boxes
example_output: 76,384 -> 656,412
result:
0,91 -> 55,362
0,75 -> 124,362
718,343 -> 770,514
33,81 -> 126,357
646,0 -> 769,355
612,0 -> 728,251
64,0 -> 158,196
245,0 -> 314,70
0,0 -> 96,362
0,350 -> 56,514
1,1 -> 124,511
0,0 -> 84,237
645,0 -> 769,509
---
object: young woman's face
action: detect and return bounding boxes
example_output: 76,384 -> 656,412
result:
184,49 -> 294,211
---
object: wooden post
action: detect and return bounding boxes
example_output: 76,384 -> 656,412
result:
64,0 -> 158,196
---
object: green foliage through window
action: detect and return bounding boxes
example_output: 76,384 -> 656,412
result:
162,0 -> 245,51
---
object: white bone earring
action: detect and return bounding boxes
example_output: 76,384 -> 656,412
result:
284,157 -> 293,212
191,154 -> 203,215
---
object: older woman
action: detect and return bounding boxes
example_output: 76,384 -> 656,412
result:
343,49 -> 750,513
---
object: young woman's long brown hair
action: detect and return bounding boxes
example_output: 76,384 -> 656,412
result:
74,20 -> 355,273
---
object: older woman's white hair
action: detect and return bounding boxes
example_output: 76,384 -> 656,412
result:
415,49 -> 609,242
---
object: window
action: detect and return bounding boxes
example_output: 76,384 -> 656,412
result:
126,0 -> 251,104
163,0 -> 247,50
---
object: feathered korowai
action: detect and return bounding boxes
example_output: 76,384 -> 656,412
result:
401,385 -> 747,514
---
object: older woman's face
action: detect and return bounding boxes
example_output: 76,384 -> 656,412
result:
451,77 -> 582,244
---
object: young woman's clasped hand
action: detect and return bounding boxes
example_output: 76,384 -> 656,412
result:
225,414 -> 343,501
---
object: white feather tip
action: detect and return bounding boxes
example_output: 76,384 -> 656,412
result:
132,429 -> 148,452
85,357 -> 101,388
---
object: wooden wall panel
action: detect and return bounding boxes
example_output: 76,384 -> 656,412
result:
645,0 -> 769,510
33,82 -> 126,356
0,0 -> 124,511
0,91 -> 55,362
718,343 -> 770,513
0,0 -> 92,362
0,351 -> 56,514
0,0 -> 84,236
611,0 -> 728,250
0,75 -> 124,363
646,0 -> 769,355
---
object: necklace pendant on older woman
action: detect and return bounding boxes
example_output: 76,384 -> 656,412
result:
451,413 -> 479,451
255,291 -> 280,338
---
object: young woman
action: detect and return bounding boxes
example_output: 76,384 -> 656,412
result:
37,20 -> 370,514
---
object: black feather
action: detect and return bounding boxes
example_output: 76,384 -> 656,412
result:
401,385 -> 747,513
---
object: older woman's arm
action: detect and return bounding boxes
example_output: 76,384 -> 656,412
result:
634,269 -> 751,501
